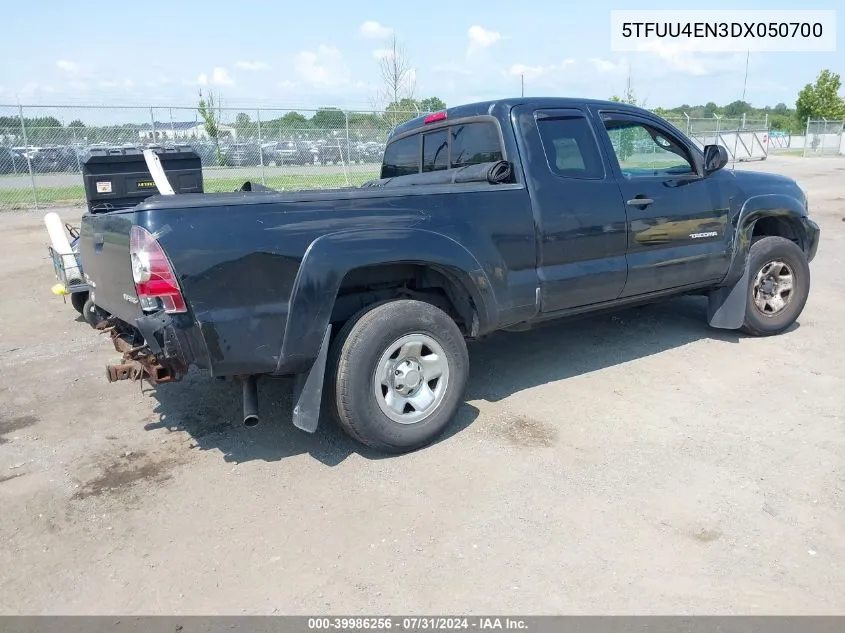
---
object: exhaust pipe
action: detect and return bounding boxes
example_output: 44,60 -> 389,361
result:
242,375 -> 259,427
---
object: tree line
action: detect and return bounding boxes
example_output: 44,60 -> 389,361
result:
620,68 -> 845,134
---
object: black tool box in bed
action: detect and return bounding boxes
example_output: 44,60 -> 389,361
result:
81,145 -> 203,212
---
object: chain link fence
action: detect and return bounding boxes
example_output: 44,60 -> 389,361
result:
0,104 -> 422,209
4,104 -> 844,210
802,118 -> 845,157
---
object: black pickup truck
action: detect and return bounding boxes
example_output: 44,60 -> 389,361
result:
78,97 -> 820,453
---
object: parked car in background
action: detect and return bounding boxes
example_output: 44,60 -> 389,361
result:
317,139 -> 362,165
30,146 -> 80,172
0,147 -> 27,174
264,141 -> 316,165
358,141 -> 386,163
223,142 -> 262,167
186,142 -> 220,166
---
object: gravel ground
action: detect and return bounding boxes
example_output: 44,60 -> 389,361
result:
1,155 -> 844,615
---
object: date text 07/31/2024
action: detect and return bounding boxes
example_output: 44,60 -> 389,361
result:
307,617 -> 528,630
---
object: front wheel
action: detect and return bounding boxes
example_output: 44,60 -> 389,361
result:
741,236 -> 810,336
326,299 -> 469,453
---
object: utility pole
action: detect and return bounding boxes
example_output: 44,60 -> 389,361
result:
740,50 -> 750,104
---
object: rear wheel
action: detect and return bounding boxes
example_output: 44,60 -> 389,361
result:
82,296 -> 108,328
70,291 -> 88,314
326,299 -> 469,453
741,236 -> 810,336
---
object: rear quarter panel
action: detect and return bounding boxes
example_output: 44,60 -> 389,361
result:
142,184 -> 536,377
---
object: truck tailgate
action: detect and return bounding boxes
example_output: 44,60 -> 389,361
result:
78,211 -> 144,323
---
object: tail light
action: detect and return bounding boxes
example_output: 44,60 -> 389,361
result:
129,225 -> 186,314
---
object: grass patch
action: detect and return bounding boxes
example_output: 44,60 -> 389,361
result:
0,170 -> 381,210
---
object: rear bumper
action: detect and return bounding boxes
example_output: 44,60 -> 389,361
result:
102,310 -> 207,385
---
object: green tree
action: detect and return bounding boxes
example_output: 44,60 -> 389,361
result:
384,97 -> 420,126
311,107 -> 345,131
234,112 -> 256,139
280,112 -> 309,127
722,100 -> 751,117
68,119 -> 85,128
703,101 -> 720,117
198,89 -> 225,165
773,102 -> 791,115
769,114 -> 801,134
796,69 -> 845,122
419,97 -> 446,113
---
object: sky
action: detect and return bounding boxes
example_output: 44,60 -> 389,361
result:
0,0 -> 842,115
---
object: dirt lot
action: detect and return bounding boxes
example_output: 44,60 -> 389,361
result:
1,155 -> 844,615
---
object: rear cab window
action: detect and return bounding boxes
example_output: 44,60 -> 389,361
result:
381,135 -> 419,178
381,120 -> 504,178
535,114 -> 605,179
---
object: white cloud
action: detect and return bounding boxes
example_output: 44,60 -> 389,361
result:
294,45 -> 349,87
212,67 -> 233,84
372,48 -> 392,60
467,25 -> 501,55
56,60 -> 79,74
235,60 -> 270,71
359,20 -> 392,39
197,67 -> 233,86
505,63 -> 556,80
634,40 -> 716,76
589,57 -> 627,73
67,80 -> 89,91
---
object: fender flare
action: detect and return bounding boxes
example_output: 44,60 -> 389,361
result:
275,228 -> 500,373
720,193 -> 809,288
708,193 -> 808,330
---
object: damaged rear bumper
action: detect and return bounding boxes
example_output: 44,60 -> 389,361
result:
99,310 -> 198,386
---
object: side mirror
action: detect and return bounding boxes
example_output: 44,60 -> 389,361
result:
703,144 -> 729,174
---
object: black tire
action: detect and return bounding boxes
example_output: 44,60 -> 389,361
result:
741,236 -> 810,336
70,291 -> 88,314
326,299 -> 469,453
82,296 -> 107,328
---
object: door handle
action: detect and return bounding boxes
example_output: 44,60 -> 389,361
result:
94,232 -> 104,252
626,196 -> 654,207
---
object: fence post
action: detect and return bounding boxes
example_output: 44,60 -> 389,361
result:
257,108 -> 265,186
764,113 -> 768,129
820,117 -> 827,154
684,112 -> 690,136
149,106 -> 156,144
18,104 -> 38,210
169,107 -> 176,142
72,126 -> 82,172
345,111 -> 351,161
803,117 -> 810,157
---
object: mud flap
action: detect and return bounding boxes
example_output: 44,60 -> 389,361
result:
707,267 -> 749,330
291,324 -> 332,433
